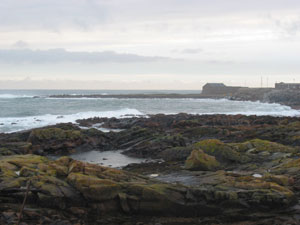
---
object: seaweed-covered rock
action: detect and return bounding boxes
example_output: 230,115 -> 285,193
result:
185,149 -> 221,171
233,139 -> 297,154
158,146 -> 193,161
120,127 -> 186,158
2,114 -> 300,224
0,154 -> 298,224
23,125 -> 113,155
193,139 -> 249,163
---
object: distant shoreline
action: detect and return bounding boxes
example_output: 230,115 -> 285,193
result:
47,92 -> 300,110
48,93 -> 218,99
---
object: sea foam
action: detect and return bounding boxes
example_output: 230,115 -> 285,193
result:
1,98 -> 300,133
0,94 -> 34,99
0,108 -> 144,133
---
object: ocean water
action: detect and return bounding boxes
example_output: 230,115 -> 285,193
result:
0,89 -> 299,133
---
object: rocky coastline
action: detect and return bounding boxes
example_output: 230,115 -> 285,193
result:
48,88 -> 300,110
1,114 -> 300,224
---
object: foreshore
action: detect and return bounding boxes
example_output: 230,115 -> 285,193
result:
1,113 -> 300,224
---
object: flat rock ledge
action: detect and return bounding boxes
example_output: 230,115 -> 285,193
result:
0,154 -> 299,224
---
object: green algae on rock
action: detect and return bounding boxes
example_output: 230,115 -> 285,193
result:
193,139 -> 250,163
233,139 -> 297,154
185,149 -> 221,171
0,154 -> 297,224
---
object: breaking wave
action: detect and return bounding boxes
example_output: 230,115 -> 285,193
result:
0,108 -> 144,133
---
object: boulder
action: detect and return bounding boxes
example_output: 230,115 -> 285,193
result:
185,149 -> 221,171
193,139 -> 249,163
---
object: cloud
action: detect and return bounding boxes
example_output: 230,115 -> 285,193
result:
0,48 -> 172,64
11,40 -> 29,49
171,48 -> 203,54
0,0 -> 109,31
1,0 -> 300,32
180,48 -> 203,54
206,60 -> 236,64
273,17 -> 300,35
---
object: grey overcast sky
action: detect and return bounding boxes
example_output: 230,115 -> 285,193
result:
0,0 -> 300,89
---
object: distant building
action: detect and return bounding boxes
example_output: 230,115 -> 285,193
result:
275,82 -> 300,90
202,83 -> 242,95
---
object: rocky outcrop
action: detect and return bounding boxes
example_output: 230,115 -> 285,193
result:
264,89 -> 300,108
184,149 -> 221,171
3,114 -> 300,158
0,155 -> 299,224
0,123 -> 114,156
229,88 -> 300,109
2,114 -> 300,223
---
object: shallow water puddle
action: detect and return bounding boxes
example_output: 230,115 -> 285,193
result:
70,150 -> 147,168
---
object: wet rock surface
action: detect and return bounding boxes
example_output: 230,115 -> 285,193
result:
2,114 -> 300,224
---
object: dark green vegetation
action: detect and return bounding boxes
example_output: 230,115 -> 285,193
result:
1,114 -> 300,224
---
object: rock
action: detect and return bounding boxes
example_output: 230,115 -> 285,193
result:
234,139 -> 296,154
1,154 -> 297,223
193,139 -> 250,163
10,125 -> 114,155
263,174 -> 293,186
2,114 -> 300,224
0,147 -> 14,156
185,149 -> 221,171
158,146 -> 193,161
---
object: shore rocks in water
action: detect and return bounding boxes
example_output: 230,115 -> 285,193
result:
77,114 -> 300,151
261,89 -> 300,109
2,114 -> 300,158
0,123 -> 115,156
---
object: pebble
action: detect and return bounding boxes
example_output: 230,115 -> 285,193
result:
149,174 -> 159,178
253,173 -> 262,178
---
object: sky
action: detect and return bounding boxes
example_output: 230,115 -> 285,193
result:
0,0 -> 300,89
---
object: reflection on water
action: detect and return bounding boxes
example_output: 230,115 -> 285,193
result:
70,150 -> 147,168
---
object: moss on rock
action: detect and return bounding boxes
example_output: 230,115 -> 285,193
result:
185,149 -> 221,171
193,139 -> 249,163
234,139 -> 296,154
29,128 -> 82,142
1,154 -> 48,169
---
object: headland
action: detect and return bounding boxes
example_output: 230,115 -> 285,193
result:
48,82 -> 300,109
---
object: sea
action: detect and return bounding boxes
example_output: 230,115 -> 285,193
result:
1,89 -> 300,134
